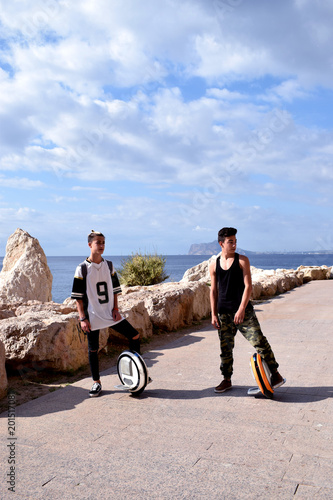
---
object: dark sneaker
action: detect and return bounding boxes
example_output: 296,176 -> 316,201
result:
89,382 -> 102,397
214,380 -> 232,393
271,371 -> 285,389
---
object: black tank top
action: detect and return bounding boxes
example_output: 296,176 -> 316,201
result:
216,253 -> 253,313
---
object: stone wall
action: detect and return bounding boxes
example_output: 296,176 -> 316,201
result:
181,254 -> 333,301
0,281 -> 210,392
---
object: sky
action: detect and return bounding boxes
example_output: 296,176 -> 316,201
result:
0,0 -> 333,256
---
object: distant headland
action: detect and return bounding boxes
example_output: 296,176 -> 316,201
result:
188,241 -> 253,256
188,241 -> 333,256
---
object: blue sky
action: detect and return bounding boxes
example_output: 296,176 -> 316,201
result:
0,0 -> 333,256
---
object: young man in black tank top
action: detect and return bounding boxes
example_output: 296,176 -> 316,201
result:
209,227 -> 284,393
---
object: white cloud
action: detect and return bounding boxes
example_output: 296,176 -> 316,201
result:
0,175 -> 45,189
206,88 -> 246,100
193,225 -> 211,232
0,207 -> 40,221
0,1 -> 333,254
263,80 -> 310,103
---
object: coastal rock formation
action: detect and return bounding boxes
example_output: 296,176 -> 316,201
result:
113,281 -> 210,335
181,255 -> 332,301
0,302 -> 110,372
188,241 -> 250,256
111,293 -> 153,340
297,265 -> 331,282
0,281 -> 210,376
182,256 -> 216,282
141,281 -> 210,332
0,340 -> 7,399
188,241 -> 221,256
250,268 -> 304,299
0,229 -> 52,303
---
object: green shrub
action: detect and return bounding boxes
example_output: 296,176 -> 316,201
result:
118,252 -> 169,287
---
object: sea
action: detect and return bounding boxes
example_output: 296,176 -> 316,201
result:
1,253 -> 333,304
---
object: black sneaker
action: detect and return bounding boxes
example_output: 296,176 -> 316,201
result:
271,371 -> 286,389
89,382 -> 102,397
214,380 -> 232,393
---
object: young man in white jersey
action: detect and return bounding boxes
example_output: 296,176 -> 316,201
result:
71,231 -> 141,397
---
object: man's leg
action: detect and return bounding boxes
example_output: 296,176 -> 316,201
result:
216,313 -> 237,390
87,329 -> 100,381
238,308 -> 279,374
112,319 -> 141,354
86,329 -> 102,397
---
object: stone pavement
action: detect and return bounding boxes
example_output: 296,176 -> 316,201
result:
1,280 -> 332,499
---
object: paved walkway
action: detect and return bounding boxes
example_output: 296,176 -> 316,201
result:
1,280 -> 333,499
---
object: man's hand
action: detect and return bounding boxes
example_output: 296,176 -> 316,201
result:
234,307 -> 245,325
112,309 -> 121,322
80,319 -> 91,333
211,314 -> 220,329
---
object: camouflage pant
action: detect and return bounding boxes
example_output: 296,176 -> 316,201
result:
217,308 -> 279,379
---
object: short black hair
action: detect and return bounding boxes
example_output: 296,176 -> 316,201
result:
88,230 -> 105,244
218,227 -> 237,243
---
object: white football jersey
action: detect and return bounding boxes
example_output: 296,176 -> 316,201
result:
73,259 -> 123,331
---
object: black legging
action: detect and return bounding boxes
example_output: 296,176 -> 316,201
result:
87,319 -> 140,382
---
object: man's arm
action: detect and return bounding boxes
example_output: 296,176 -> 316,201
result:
234,255 -> 253,325
112,293 -> 122,322
76,299 -> 91,332
209,259 -> 220,329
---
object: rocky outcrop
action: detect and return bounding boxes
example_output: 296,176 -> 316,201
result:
188,241 -> 221,255
0,282 -> 210,374
0,301 -> 110,372
181,255 -> 333,301
297,265 -> 332,282
139,281 -> 210,332
182,256 -> 217,282
0,229 -> 52,303
111,281 -> 210,337
250,268 -> 304,299
188,241 -> 250,256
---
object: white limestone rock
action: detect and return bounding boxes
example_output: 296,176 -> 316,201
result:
0,306 -> 109,372
181,256 -> 216,283
0,279 -> 210,379
116,294 -> 153,339
297,265 -> 331,282
142,281 -> 210,332
0,229 -> 53,303
181,257 -> 312,301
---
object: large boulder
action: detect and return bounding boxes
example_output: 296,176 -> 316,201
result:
143,281 -> 210,332
0,229 -> 53,303
275,269 -> 303,293
0,280 -> 211,377
115,294 -> 153,339
118,281 -> 211,333
0,340 -> 8,399
0,303 -> 109,372
297,265 -> 331,283
251,268 -> 303,299
181,256 -> 216,283
181,256 -> 306,300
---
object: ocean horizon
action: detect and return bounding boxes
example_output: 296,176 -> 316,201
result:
1,253 -> 333,304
